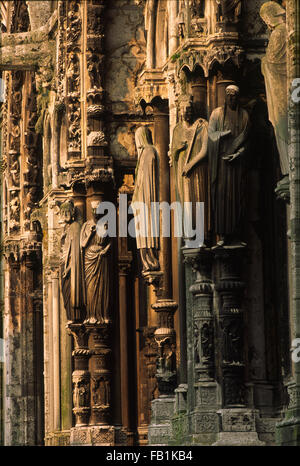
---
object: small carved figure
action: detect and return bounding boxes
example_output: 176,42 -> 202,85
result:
10,152 -> 20,187
191,0 -> 206,18
216,0 -> 241,23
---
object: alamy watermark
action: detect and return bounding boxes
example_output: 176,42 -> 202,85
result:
291,338 -> 300,363
95,194 -> 205,248
291,78 -> 300,103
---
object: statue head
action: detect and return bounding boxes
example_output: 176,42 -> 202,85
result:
225,85 -> 240,110
91,200 -> 101,222
60,199 -> 76,224
179,95 -> 194,124
135,126 -> 153,158
260,1 -> 285,30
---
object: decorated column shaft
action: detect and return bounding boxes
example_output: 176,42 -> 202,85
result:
182,247 -> 219,441
215,246 -> 245,408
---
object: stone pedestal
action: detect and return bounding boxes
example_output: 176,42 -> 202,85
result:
213,409 -> 265,446
148,396 -> 175,446
70,425 -> 127,446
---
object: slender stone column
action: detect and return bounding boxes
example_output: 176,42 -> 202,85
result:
213,246 -> 263,445
118,259 -> 131,433
88,324 -> 112,427
181,247 -> 219,445
51,270 -> 61,433
148,99 -> 178,445
276,0 -> 300,446
68,324 -> 90,429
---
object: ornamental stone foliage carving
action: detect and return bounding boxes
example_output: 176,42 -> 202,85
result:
215,246 -> 246,407
66,0 -> 82,157
85,0 -> 109,168
23,74 -> 40,232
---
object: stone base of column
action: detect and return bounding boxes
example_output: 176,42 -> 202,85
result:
213,409 -> 265,446
70,425 -> 127,446
276,413 -> 300,446
148,396 -> 175,445
213,432 -> 264,446
45,431 -> 70,446
275,382 -> 300,446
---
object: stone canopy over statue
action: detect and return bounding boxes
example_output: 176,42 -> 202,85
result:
208,85 -> 250,247
260,1 -> 288,182
171,95 -> 210,245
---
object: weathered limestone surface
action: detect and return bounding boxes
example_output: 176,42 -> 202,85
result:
0,0 -> 297,447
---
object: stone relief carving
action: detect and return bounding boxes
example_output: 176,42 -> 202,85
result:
66,0 -> 82,156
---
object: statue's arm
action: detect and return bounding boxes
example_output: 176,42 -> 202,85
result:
208,109 -> 231,141
183,123 -> 208,175
100,241 -> 111,256
170,125 -> 187,165
80,224 -> 91,249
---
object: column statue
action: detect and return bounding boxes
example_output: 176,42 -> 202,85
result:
260,1 -> 288,181
80,201 -> 111,324
132,126 -> 160,273
60,200 -> 85,322
171,95 -> 210,245
208,85 -> 250,247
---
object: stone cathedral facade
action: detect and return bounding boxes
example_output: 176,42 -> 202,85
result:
0,0 -> 300,447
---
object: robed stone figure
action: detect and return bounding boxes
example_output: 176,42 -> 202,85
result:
132,126 -> 160,273
208,85 -> 250,246
60,200 -> 85,322
171,95 -> 210,243
80,202 -> 111,324
260,1 -> 288,178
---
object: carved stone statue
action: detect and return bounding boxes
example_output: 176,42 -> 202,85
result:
80,202 -> 111,324
208,85 -> 250,246
191,0 -> 206,18
132,126 -> 160,273
60,200 -> 85,322
171,95 -> 210,244
216,0 -> 241,23
260,1 -> 288,179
